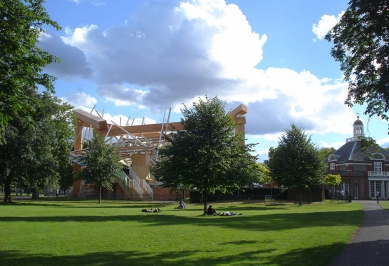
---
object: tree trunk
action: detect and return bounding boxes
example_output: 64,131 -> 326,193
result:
203,189 -> 208,215
299,187 -> 302,206
99,186 -> 102,204
32,190 -> 39,200
4,176 -> 12,203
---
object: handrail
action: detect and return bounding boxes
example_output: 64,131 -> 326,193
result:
141,180 -> 153,200
129,168 -> 153,199
119,171 -> 143,198
127,169 -> 144,198
368,171 -> 389,176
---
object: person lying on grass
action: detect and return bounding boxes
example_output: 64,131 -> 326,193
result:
218,212 -> 242,216
141,208 -> 161,213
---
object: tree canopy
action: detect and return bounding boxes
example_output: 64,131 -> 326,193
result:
0,0 -> 60,143
256,163 -> 272,184
267,124 -> 325,205
153,96 -> 259,214
77,132 -> 123,204
325,0 -> 389,119
324,174 -> 341,187
0,91 -> 74,202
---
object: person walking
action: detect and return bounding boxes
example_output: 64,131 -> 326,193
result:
376,190 -> 380,203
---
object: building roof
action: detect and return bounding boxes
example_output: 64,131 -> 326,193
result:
327,141 -> 389,163
353,118 -> 363,125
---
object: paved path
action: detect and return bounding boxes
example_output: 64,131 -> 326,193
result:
330,200 -> 389,266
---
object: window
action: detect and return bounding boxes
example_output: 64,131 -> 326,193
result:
340,182 -> 349,194
330,163 -> 335,171
374,162 -> 382,174
353,184 -> 359,199
370,181 -> 382,198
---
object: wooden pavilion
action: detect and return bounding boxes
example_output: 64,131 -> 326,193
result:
70,104 -> 247,200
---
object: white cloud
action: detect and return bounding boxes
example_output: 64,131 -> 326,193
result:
62,91 -> 97,109
47,0 -> 355,138
317,141 -> 346,150
38,31 -> 93,80
377,138 -> 389,147
312,11 -> 344,40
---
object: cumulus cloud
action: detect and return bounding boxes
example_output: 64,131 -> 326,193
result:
59,0 -> 267,107
38,31 -> 93,80
61,90 -> 97,109
312,11 -> 344,40
46,0 -> 354,138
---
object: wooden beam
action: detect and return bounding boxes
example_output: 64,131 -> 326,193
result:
73,109 -> 107,130
228,104 -> 247,118
98,122 -> 183,137
74,104 -> 247,137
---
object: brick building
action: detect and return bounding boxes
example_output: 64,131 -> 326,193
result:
326,117 -> 389,200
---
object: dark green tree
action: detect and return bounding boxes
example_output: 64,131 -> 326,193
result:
325,0 -> 389,120
77,132 -> 123,204
153,96 -> 259,214
0,0 -> 60,143
0,91 -> 74,202
267,124 -> 325,206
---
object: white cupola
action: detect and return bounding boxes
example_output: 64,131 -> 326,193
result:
352,116 -> 364,141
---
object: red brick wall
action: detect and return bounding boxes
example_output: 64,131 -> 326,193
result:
152,187 -> 190,201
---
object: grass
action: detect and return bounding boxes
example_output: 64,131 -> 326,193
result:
379,201 -> 389,211
0,199 -> 363,266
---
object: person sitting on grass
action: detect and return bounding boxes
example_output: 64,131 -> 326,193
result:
207,205 -> 218,215
176,200 -> 186,209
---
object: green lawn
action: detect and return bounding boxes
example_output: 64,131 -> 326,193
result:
0,199 -> 363,266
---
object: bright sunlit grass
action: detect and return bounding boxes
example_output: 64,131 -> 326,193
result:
0,199 -> 363,266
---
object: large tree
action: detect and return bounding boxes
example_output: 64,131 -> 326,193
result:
0,0 -> 60,143
267,124 -> 325,206
325,0 -> 389,119
77,132 -> 123,204
0,91 -> 74,202
153,96 -> 259,214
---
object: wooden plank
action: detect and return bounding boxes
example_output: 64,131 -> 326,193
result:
73,109 -> 107,130
100,122 -> 183,137
228,104 -> 247,117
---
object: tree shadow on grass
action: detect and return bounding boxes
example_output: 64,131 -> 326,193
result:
0,209 -> 364,232
0,240 -> 356,266
0,202 -> 170,209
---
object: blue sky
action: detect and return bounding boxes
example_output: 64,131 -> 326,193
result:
41,0 -> 389,161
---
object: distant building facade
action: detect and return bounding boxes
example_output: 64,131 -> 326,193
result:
326,117 -> 389,200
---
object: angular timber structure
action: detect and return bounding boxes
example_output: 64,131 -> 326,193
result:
70,104 -> 247,201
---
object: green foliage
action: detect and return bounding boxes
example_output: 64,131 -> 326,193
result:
153,96 -> 259,213
267,124 -> 326,205
318,147 -> 336,162
325,0 -> 389,120
0,0 -> 60,143
324,174 -> 341,186
0,91 -> 74,202
256,163 -> 272,184
77,132 -> 123,204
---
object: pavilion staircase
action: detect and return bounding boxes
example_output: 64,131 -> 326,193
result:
116,168 -> 153,201
69,153 -> 153,201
